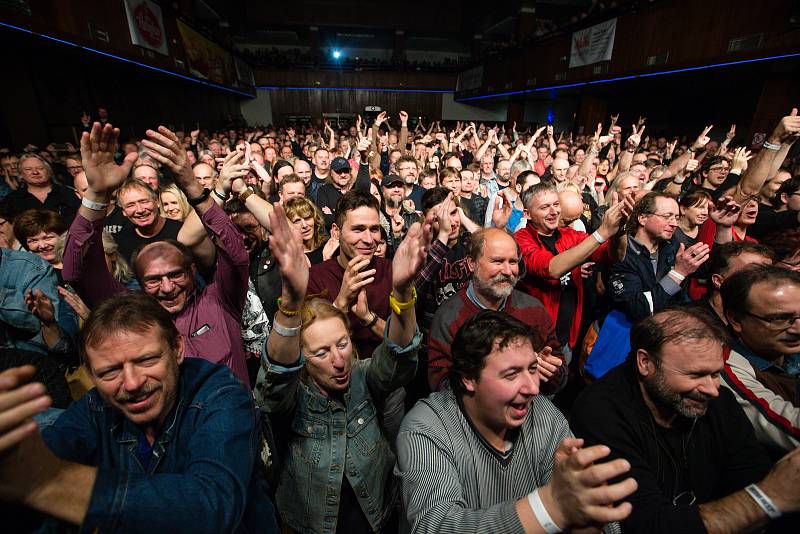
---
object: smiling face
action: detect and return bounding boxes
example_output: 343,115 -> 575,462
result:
640,197 -> 680,241
160,191 -> 183,220
134,165 -> 159,190
468,231 -> 520,303
87,325 -> 183,435
26,231 -> 59,264
639,337 -> 723,421
19,156 -> 50,188
302,316 -> 353,395
729,280 -> 800,358
337,206 -> 381,260
462,337 -> 540,434
526,190 -> 561,235
119,187 -> 159,228
137,245 -> 195,314
681,198 -> 709,227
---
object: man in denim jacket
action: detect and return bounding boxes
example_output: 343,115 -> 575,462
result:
0,292 -> 276,533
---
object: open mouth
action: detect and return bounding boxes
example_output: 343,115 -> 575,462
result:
509,401 -> 529,418
125,391 -> 154,412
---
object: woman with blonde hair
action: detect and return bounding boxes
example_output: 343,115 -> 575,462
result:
282,196 -> 331,265
159,183 -> 192,221
256,203 -> 428,534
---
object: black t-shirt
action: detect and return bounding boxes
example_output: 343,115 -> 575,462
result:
316,183 -> 345,230
460,194 -> 487,226
6,183 -> 80,225
540,231 -> 577,347
103,206 -> 128,236
114,217 -> 182,263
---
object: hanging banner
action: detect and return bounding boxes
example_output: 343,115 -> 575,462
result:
569,18 -> 616,68
123,0 -> 169,56
176,19 -> 236,86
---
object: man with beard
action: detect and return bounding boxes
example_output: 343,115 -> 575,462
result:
609,192 -> 738,323
428,228 -> 566,394
382,174 -> 420,251
396,155 -> 425,211
720,265 -> 800,453
571,307 -> 800,533
63,122 -> 251,387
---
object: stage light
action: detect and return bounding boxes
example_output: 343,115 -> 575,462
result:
332,49 -> 341,59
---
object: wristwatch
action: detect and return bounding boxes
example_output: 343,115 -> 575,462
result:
187,188 -> 211,206
238,187 -> 255,203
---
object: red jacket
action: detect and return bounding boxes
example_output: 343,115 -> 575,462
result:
514,223 -> 610,348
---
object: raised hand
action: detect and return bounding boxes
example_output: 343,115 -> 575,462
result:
334,255 -> 376,310
398,110 -> 408,126
433,193 -> 454,244
24,289 -> 55,325
730,146 -> 753,173
491,190 -> 514,230
58,286 -> 90,322
610,113 -> 620,127
709,196 -> 741,227
627,124 -> 645,149
80,122 -> 138,198
218,151 -> 251,193
599,192 -> 634,239
142,126 -> 194,188
684,152 -> 699,174
637,116 -> 646,128
673,242 -> 711,277
356,136 -> 371,157
537,346 -> 563,383
391,221 -> 431,294
268,203 -> 308,306
0,365 -> 50,454
546,125 -> 554,138
725,124 -> 736,141
769,107 -> 800,144
691,125 -> 714,152
532,126 -> 547,142
665,139 -> 677,159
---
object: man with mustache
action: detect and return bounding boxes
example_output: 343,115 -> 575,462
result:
0,293 -> 276,532
720,265 -> 800,453
428,228 -> 566,394
571,307 -> 800,533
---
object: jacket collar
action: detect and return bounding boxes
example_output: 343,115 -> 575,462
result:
728,334 -> 786,373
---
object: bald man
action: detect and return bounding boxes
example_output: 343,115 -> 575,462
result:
559,190 -> 586,232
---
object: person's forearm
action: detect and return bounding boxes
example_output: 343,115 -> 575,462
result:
24,458 -> 96,526
738,147 -> 778,199
548,237 -> 601,279
577,144 -> 597,180
497,143 -> 511,160
387,286 -> 416,348
240,194 -> 274,233
475,138 -> 491,161
714,223 -> 733,244
768,142 -> 793,179
699,490 -> 768,534
619,148 -> 635,172
666,151 -> 691,177
399,126 -> 409,154
460,214 -> 481,234
39,321 -> 62,348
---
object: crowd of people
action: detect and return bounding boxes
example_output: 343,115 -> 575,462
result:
1,104 -> 799,533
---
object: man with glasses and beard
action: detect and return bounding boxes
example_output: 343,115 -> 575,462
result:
428,228 -> 566,394
719,265 -> 800,453
571,307 -> 800,534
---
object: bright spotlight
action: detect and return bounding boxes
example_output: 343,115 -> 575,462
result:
332,49 -> 341,59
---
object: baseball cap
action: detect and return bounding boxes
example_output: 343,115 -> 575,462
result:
331,157 -> 351,172
381,174 -> 404,188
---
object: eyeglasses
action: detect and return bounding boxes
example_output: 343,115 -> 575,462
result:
397,166 -> 416,172
648,213 -> 680,222
142,269 -> 188,289
744,311 -> 800,330
708,166 -> 730,172
334,168 -> 351,174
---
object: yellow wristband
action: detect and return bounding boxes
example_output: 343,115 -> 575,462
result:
389,287 -> 417,315
276,298 -> 301,317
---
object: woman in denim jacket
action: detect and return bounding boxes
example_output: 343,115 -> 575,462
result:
255,204 -> 429,533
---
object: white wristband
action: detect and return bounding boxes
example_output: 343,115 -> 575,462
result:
668,269 -> 686,282
527,488 -> 562,533
592,230 -> 607,244
745,484 -> 781,519
272,320 -> 300,337
762,141 -> 781,151
81,197 -> 109,211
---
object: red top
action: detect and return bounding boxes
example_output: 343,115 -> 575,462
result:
514,223 -> 610,348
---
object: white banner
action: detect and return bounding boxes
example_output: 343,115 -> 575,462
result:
123,0 -> 169,56
569,18 -> 616,68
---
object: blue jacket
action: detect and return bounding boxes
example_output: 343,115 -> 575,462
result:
608,236 -> 684,323
0,248 -> 76,361
42,358 -> 277,534
255,323 -> 421,534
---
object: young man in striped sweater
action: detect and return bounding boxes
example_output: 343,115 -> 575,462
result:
397,311 -> 637,533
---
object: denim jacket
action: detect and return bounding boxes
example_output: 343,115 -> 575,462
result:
255,320 -> 421,534
42,359 -> 277,534
0,248 -> 75,360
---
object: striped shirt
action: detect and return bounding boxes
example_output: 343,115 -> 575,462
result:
395,387 -> 571,533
